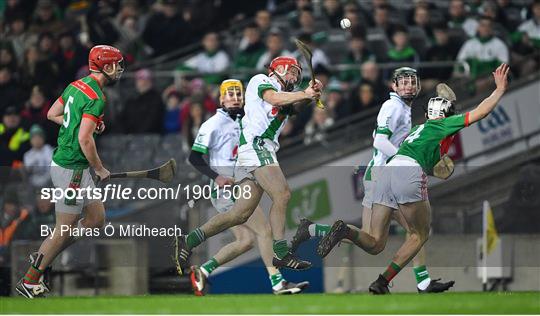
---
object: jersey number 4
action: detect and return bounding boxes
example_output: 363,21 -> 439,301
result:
63,96 -> 74,128
405,124 -> 425,144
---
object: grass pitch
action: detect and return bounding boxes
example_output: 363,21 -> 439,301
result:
1,292 -> 539,314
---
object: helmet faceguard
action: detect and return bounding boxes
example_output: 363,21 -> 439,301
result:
88,45 -> 124,85
392,67 -> 420,102
425,97 -> 455,119
220,79 -> 244,119
268,56 -> 302,92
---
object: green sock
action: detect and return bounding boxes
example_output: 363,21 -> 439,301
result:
273,239 -> 289,259
269,272 -> 284,288
382,261 -> 402,282
186,228 -> 206,249
348,229 -> 360,243
201,257 -> 219,276
308,224 -> 331,237
413,265 -> 430,284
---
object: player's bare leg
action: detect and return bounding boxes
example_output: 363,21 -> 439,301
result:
214,226 -> 255,266
393,208 -> 452,292
17,201 -> 105,298
291,204 -> 373,253
328,205 -> 374,292
199,180 -> 263,237
368,201 -> 429,293
245,206 -> 309,294
349,204 -> 393,255
38,202 -> 105,267
177,180 -> 263,272
391,201 -> 431,268
253,164 -> 289,240
361,206 -> 373,234
190,225 -> 255,296
367,201 -> 430,294
190,205 -> 309,295
35,213 -> 78,269
317,204 -> 393,258
253,164 -> 311,269
244,207 -> 275,271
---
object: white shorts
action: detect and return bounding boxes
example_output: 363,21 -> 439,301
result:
372,155 -> 428,209
361,166 -> 380,209
235,137 -> 278,182
50,161 -> 99,214
362,179 -> 374,209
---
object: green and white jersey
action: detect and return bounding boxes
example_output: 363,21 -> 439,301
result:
457,37 -> 509,77
191,109 -> 239,178
364,92 -> 411,181
397,112 -> 471,174
518,19 -> 540,47
240,74 -> 288,151
52,75 -> 105,169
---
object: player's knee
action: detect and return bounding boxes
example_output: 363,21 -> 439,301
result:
235,211 -> 252,225
407,231 -> 427,247
370,243 -> 385,255
237,235 -> 255,252
369,238 -> 387,255
419,231 -> 429,245
272,186 -> 291,205
282,186 -> 291,202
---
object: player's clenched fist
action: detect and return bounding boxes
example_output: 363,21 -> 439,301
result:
95,121 -> 106,134
310,79 -> 324,91
95,167 -> 111,181
304,79 -> 323,100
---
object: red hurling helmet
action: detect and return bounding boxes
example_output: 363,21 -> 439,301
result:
268,56 -> 302,91
88,45 -> 124,73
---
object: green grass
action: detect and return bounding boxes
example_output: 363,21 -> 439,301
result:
1,292 -> 539,314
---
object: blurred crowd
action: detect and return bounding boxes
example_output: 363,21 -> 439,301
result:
1,0 -> 540,257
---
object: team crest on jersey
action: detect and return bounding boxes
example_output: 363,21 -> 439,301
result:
269,106 -> 288,121
196,133 -> 205,143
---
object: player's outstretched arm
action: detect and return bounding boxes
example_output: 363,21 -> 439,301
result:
468,63 -> 510,124
47,98 -> 65,125
262,90 -> 313,107
262,80 -> 322,107
79,117 -> 108,179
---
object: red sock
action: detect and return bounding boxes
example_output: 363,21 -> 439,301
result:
23,265 -> 43,285
381,261 -> 402,283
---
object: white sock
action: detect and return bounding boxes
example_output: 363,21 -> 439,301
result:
417,278 -> 431,290
272,280 -> 285,291
308,224 -> 316,237
200,266 -> 210,278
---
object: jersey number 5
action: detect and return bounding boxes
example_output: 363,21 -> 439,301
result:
405,124 -> 425,144
63,96 -> 74,128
